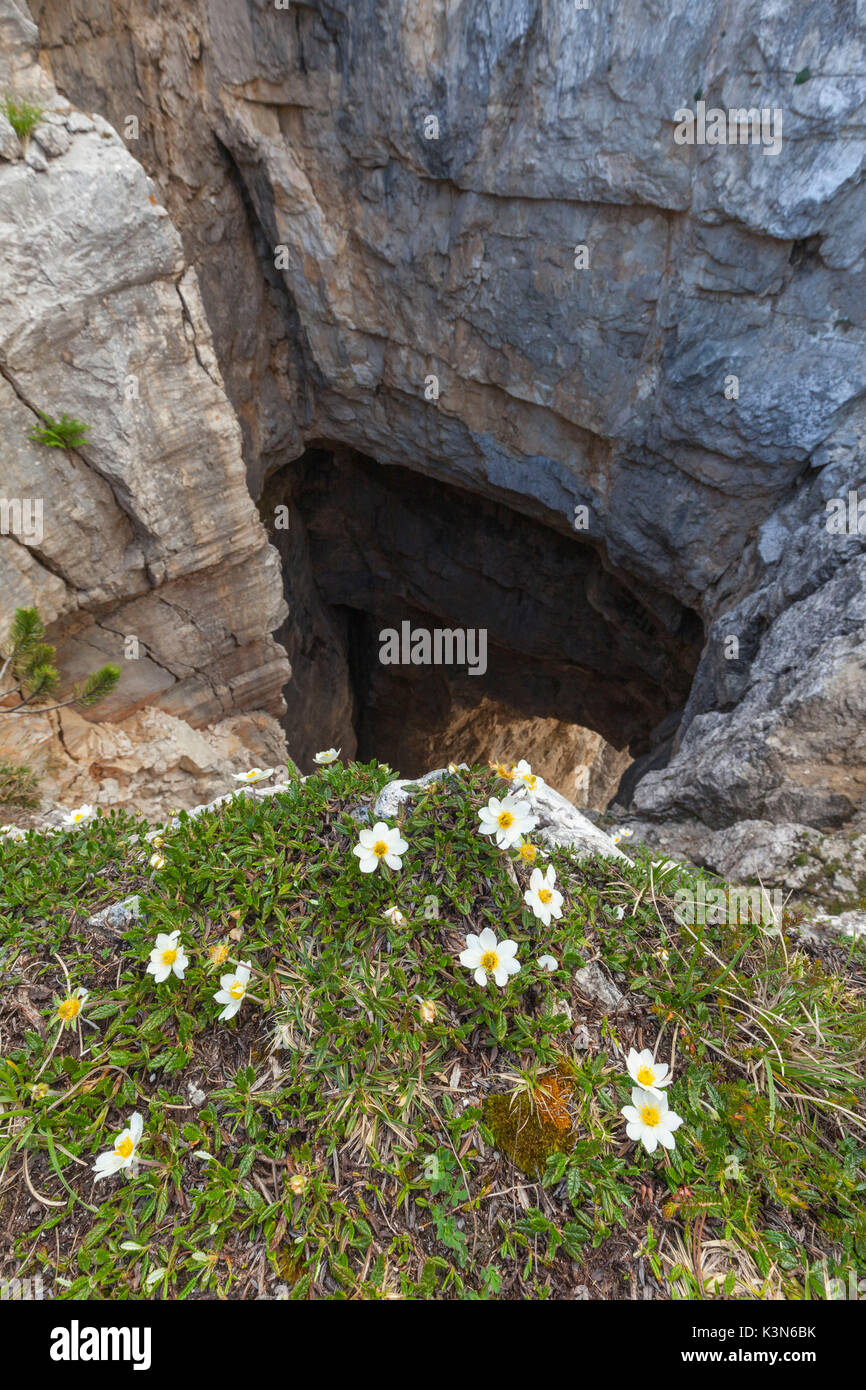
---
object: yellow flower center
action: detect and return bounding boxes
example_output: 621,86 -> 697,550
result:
538,888 -> 552,903
480,950 -> 499,972
373,840 -> 389,858
229,980 -> 245,1000
210,944 -> 229,965
58,997 -> 80,1022
639,1104 -> 660,1128
523,774 -> 537,790
115,1135 -> 134,1159
519,844 -> 537,861
161,948 -> 177,966
637,1065 -> 655,1087
497,811 -> 514,829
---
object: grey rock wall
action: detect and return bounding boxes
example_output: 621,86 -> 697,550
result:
21,0 -> 866,831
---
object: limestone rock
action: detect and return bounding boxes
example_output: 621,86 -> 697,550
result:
0,704 -> 290,823
572,963 -> 624,1014
374,767 -> 630,864
16,1 -> 866,842
0,1 -> 289,736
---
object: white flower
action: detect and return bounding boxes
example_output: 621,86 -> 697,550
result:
523,865 -> 564,926
383,905 -> 407,927
0,824 -> 26,842
537,954 -> 558,973
233,767 -> 274,784
477,793 -> 536,849
459,927 -> 520,988
621,1087 -> 683,1154
63,803 -> 95,828
56,986 -> 89,1028
144,828 -> 165,846
626,1048 -> 671,1097
145,930 -> 188,983
512,759 -> 544,802
611,827 -> 633,845
92,1112 -> 143,1181
353,821 -> 408,873
214,961 -> 252,1021
313,748 -> 341,765
149,851 -> 165,870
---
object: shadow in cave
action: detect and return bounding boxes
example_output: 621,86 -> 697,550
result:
259,446 -> 704,805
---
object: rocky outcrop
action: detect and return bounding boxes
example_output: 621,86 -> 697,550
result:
0,2 -> 289,733
0,703 -> 289,822
16,1 -> 866,833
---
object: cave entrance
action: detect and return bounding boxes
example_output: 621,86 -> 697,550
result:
259,446 -> 704,809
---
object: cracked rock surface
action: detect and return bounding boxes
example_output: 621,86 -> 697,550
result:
2,0 -> 863,845
0,2 -> 289,729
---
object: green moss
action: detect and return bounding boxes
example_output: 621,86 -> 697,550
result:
484,1081 -> 576,1180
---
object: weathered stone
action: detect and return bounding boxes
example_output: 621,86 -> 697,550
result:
572,962 -> 624,1014
86,895 -> 142,937
0,111 -> 19,160
0,1 -> 290,734
0,704 -> 291,822
9,0 -> 866,846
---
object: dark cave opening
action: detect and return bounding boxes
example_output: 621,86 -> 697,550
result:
259,447 -> 705,806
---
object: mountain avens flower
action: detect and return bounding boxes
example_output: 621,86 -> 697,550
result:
92,1113 -> 143,1181
626,1047 -> 671,1097
478,794 -> 536,849
523,865 -> 563,925
621,1087 -> 683,1154
146,930 -> 188,983
233,767 -> 274,784
56,986 -> 88,1028
214,962 -> 252,1020
459,927 -> 520,988
313,748 -> 340,765
63,803 -> 95,828
353,822 -> 408,873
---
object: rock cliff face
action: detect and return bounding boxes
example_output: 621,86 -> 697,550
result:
9,1 -> 866,834
0,1 -> 289,736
